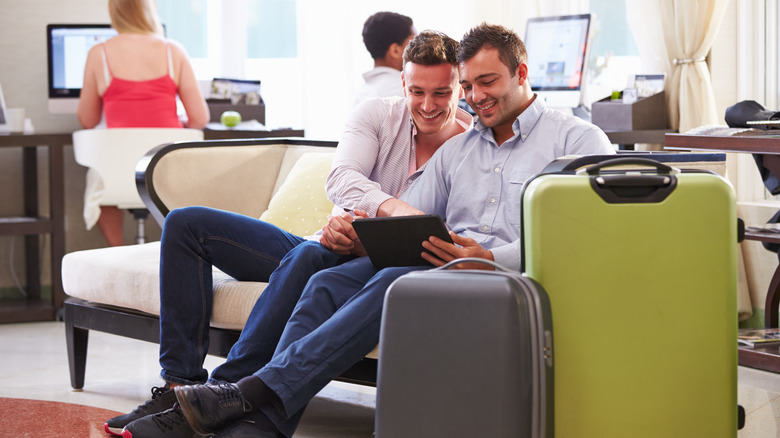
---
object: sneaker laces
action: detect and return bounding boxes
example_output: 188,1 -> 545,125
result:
131,386 -> 170,413
151,404 -> 189,432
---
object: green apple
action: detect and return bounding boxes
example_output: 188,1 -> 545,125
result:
220,111 -> 242,127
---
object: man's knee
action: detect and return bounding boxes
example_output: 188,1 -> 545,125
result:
286,241 -> 346,269
164,206 -> 214,230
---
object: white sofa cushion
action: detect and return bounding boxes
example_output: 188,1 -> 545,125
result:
61,242 -> 268,330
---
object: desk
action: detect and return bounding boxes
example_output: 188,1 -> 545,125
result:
666,130 -> 780,154
666,130 -> 780,372
203,128 -> 304,140
0,133 -> 70,323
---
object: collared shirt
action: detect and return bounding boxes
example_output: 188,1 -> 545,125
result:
353,66 -> 404,107
326,96 -> 473,218
400,96 -> 615,270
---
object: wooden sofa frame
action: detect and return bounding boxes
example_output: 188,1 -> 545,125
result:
64,138 -> 378,390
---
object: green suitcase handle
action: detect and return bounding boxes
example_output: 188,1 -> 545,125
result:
575,157 -> 681,176
576,157 -> 680,204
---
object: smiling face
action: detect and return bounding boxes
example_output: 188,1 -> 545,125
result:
459,46 -> 528,135
402,62 -> 462,136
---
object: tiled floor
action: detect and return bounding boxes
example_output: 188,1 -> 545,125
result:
1,321 -> 779,437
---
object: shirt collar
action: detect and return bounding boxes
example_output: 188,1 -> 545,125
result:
474,94 -> 546,144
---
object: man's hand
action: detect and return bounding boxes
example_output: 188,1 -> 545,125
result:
377,198 -> 424,217
421,232 -> 495,270
319,210 -> 368,256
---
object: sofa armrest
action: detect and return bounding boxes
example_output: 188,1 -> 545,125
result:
136,138 -> 338,226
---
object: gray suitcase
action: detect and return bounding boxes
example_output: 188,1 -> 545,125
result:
375,259 -> 553,438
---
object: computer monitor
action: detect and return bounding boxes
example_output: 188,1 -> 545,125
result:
524,14 -> 591,110
46,24 -> 117,114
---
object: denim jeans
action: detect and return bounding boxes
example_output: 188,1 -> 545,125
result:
158,206 -> 352,385
252,257 -> 431,437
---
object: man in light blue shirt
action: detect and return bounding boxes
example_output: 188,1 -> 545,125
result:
169,23 -> 614,438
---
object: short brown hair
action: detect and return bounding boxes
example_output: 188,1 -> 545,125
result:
458,23 -> 526,75
403,30 -> 459,67
109,0 -> 164,35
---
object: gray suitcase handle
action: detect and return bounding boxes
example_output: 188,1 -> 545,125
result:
436,257 -> 513,272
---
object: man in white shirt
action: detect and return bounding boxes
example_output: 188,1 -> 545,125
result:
353,11 -> 415,106
115,30 -> 471,438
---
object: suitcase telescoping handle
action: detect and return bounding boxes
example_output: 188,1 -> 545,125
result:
436,257 -> 512,272
575,157 -> 680,204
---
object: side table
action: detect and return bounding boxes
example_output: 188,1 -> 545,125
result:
0,132 -> 70,323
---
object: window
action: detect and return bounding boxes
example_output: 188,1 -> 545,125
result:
585,0 -> 641,106
246,0 -> 297,58
158,0 -> 302,129
157,0 -> 208,58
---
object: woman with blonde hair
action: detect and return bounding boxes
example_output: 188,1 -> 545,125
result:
77,0 -> 209,246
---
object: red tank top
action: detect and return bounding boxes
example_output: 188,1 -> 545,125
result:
101,43 -> 183,128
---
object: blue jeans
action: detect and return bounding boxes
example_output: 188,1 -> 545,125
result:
158,206 -> 352,385
251,257 -> 430,437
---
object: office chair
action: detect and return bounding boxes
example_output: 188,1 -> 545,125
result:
72,128 -> 204,244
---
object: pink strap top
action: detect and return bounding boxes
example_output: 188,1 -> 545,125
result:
100,43 -> 183,128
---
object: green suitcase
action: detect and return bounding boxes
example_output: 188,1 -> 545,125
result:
521,157 -> 738,437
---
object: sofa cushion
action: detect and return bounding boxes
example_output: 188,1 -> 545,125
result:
62,242 -> 268,330
259,151 -> 335,237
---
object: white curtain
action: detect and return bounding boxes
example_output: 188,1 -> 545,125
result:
626,0 -> 728,132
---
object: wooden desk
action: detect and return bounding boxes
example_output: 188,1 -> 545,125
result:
0,133 -> 70,323
666,130 -> 780,154
203,128 -> 304,140
666,130 -> 780,371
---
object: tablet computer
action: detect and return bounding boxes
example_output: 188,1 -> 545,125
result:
352,214 -> 452,268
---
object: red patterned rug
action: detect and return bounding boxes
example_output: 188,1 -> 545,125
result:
0,397 -> 122,437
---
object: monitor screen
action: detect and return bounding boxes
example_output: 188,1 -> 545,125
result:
46,24 -> 117,113
524,14 -> 591,109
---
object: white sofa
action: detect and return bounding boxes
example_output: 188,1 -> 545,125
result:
62,138 -> 379,389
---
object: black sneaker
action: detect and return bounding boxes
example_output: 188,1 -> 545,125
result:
105,386 -> 177,436
175,382 -> 253,435
121,404 -> 198,438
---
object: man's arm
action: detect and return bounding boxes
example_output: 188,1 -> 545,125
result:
325,99 -> 398,217
376,198 -> 424,217
320,197 -> 423,255
567,124 -> 615,156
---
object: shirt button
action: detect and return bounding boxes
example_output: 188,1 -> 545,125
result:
482,225 -> 489,232
521,134 -> 527,139
494,167 -> 500,173
490,197 -> 496,203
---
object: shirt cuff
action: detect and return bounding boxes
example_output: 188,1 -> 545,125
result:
362,191 -> 395,217
490,241 -> 521,272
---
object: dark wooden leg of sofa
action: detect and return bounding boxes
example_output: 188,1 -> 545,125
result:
65,306 -> 89,390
